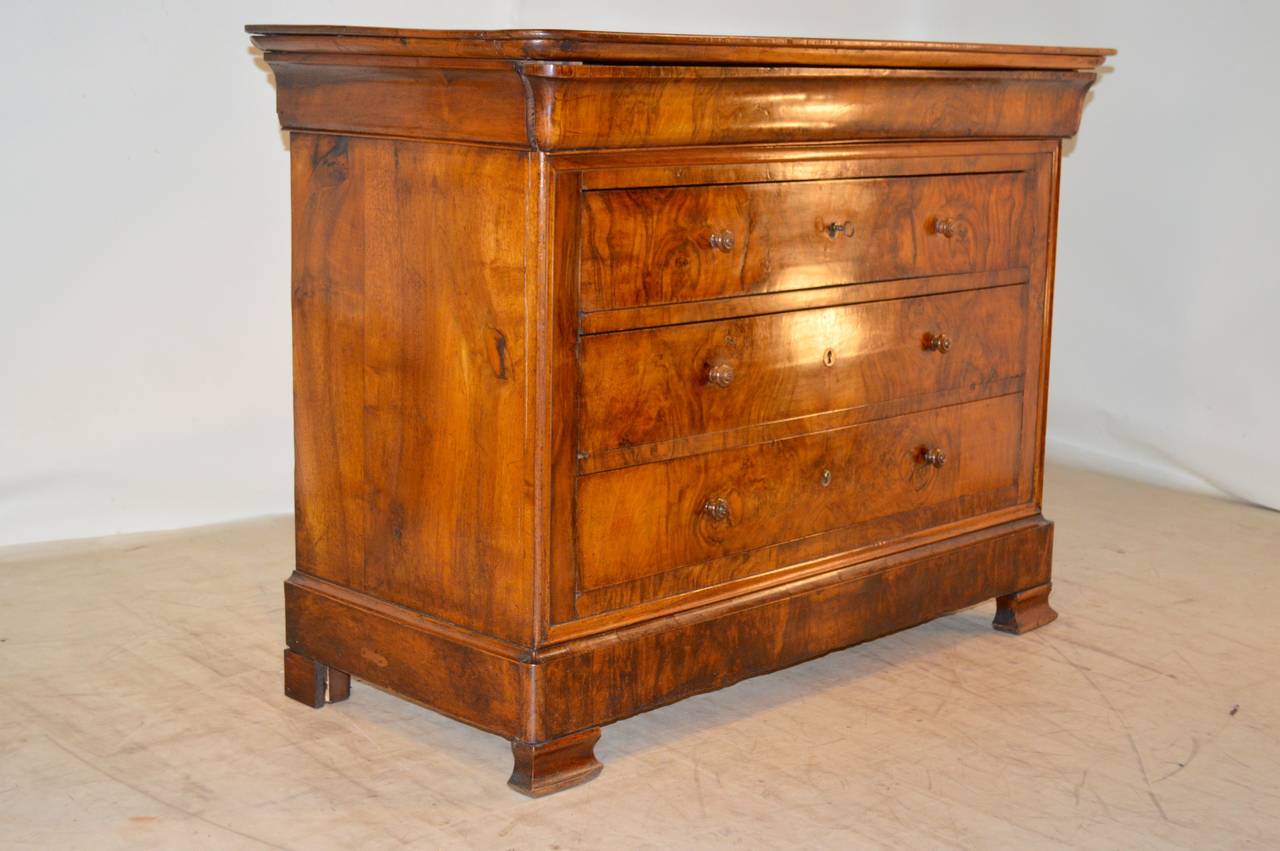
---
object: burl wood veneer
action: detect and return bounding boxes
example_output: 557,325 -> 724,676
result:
247,25 -> 1112,796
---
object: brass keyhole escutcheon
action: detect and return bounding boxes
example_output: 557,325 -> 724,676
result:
820,469 -> 832,487
823,348 -> 835,367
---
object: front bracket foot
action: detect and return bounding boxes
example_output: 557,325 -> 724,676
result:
508,727 -> 603,797
283,648 -> 351,708
993,583 -> 1058,635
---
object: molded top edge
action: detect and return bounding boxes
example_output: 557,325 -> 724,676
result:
246,25 -> 1114,70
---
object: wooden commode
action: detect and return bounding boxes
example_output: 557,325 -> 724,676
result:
247,26 -> 1113,796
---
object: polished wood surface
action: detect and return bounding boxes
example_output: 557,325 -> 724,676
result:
993,581 -> 1060,634
534,517 -> 1053,740
285,573 -> 532,738
248,26 -> 1112,70
579,285 -> 1028,458
580,171 -> 1031,310
524,66 -> 1096,149
254,27 -> 1109,795
577,394 -> 1023,592
580,268 -> 1029,340
263,59 -> 1096,150
268,60 -> 530,147
568,493 -> 1032,627
250,27 -> 1107,149
290,134 -> 534,643
282,647 -> 328,709
327,667 -> 351,703
567,142 -> 1053,190
508,728 -> 604,798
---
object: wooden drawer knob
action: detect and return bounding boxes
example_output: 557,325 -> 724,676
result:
923,332 -> 952,353
825,220 -> 854,239
702,497 -> 731,521
706,362 -> 735,388
933,218 -> 961,238
920,447 -> 947,468
708,229 -> 735,252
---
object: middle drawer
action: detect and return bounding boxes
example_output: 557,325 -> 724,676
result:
579,284 -> 1028,461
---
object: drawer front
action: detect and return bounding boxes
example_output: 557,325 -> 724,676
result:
575,393 -> 1024,592
579,285 -> 1027,458
580,171 -> 1030,312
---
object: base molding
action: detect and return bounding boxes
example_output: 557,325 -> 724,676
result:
284,514 -> 1054,790
530,515 -> 1053,739
284,577 -> 531,738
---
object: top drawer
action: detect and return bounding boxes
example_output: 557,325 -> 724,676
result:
579,170 -> 1031,312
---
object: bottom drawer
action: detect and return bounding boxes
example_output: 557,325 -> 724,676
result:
575,393 -> 1024,594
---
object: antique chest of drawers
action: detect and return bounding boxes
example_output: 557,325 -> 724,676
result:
248,26 -> 1112,795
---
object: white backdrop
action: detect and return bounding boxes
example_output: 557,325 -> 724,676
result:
2,0 -> 1277,546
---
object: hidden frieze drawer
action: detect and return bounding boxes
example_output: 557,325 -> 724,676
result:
249,24 -> 1112,797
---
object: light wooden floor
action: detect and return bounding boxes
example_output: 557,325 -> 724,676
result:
1,465 -> 1277,850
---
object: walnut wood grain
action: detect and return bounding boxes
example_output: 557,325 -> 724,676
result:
579,377 -> 1023,478
281,648 -> 350,706
524,66 -> 1096,150
251,29 -> 1110,149
285,574 -> 532,739
253,27 -> 1107,795
579,284 -> 1028,458
579,268 -> 1030,336
580,171 -> 1033,311
509,728 -> 604,797
263,60 -> 1098,150
534,516 -> 1054,740
565,499 -> 1033,630
576,393 -> 1024,592
268,59 -> 529,147
248,26 -> 1112,70
994,581 -> 1059,634
282,648 -> 328,709
327,668 -> 351,703
286,516 -> 1054,746
290,134 -> 533,644
565,143 -> 1054,191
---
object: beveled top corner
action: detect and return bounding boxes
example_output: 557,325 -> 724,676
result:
245,25 -> 1114,71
